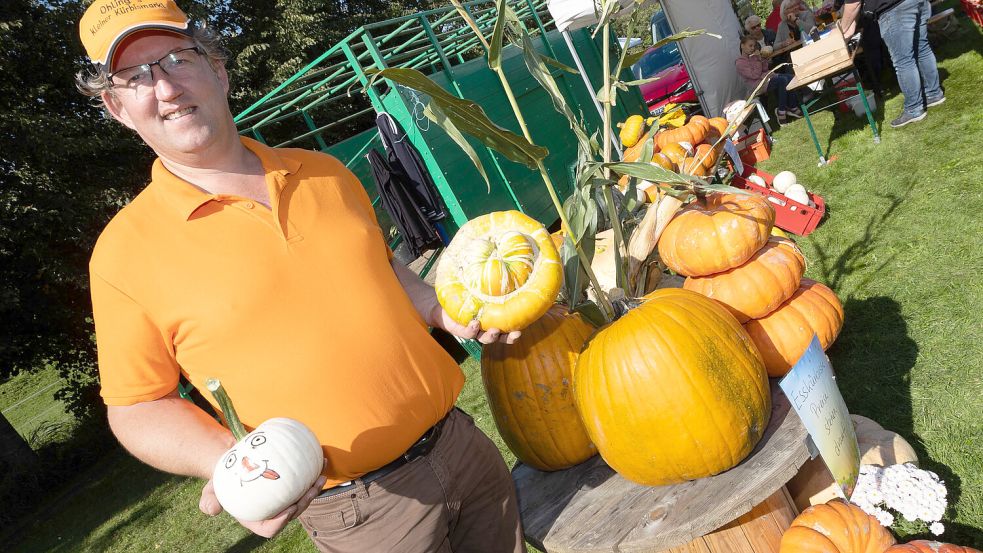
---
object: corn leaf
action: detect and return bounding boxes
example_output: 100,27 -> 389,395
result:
367,68 -> 548,169
597,161 -> 702,186
487,0 -> 507,71
517,24 -> 595,157
423,102 -> 490,191
621,29 -> 712,69
592,0 -> 623,37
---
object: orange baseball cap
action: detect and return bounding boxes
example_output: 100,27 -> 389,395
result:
79,0 -> 193,69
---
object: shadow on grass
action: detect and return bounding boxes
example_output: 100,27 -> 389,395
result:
829,296 -> 981,546
809,181 -> 914,293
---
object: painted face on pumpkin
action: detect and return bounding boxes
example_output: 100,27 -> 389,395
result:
220,431 -> 281,485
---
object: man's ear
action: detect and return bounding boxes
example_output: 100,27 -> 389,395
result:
101,90 -> 137,131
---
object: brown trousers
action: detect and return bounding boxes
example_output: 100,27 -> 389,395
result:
298,409 -> 525,552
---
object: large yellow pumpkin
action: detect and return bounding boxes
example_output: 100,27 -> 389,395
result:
683,237 -> 806,323
481,307 -> 597,471
744,279 -> 845,377
780,499 -> 896,553
573,288 -> 771,486
658,193 -> 776,277
435,210 -> 562,331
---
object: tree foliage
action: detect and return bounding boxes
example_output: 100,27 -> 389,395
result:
0,0 -> 443,420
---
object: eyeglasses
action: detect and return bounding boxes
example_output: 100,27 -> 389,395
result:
750,24 -> 762,29
108,47 -> 204,95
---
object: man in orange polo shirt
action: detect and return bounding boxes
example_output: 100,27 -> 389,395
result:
76,1 -> 525,550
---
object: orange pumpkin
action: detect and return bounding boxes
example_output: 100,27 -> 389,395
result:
573,288 -> 770,486
655,124 -> 706,150
708,116 -> 730,137
435,210 -> 563,331
694,143 -> 718,171
482,307 -> 597,471
744,279 -> 845,377
780,499 -> 896,553
680,156 -> 709,177
684,237 -> 805,323
688,114 -> 712,135
659,142 -> 688,166
885,542 -> 982,553
622,139 -> 645,163
658,193 -> 776,277
651,152 -> 676,171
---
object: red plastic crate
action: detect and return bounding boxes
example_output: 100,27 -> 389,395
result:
735,128 -> 772,166
733,167 -> 826,236
963,0 -> 983,26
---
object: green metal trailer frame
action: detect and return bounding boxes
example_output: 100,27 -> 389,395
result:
234,0 -> 644,260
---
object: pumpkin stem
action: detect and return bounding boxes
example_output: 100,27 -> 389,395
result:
206,378 -> 247,441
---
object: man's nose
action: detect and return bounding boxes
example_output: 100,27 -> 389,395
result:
152,67 -> 182,101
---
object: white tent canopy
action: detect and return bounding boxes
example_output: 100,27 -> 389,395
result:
547,0 -> 747,117
659,0 -> 746,117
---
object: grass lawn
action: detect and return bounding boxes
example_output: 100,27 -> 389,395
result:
3,11 -> 981,553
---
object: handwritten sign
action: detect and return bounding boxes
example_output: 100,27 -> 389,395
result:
779,335 -> 860,498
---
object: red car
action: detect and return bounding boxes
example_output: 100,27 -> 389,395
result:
632,42 -> 698,116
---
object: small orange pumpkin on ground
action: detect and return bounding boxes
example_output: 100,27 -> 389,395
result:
885,541 -> 982,553
744,278 -> 845,377
780,499 -> 896,553
658,192 -> 776,277
684,237 -> 805,323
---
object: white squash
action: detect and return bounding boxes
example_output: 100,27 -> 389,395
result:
207,379 -> 324,522
784,183 -> 810,205
773,171 -> 797,193
748,174 -> 767,188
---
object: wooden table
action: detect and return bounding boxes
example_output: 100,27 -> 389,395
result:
786,50 -> 879,165
514,382 -> 811,553
768,39 -> 802,58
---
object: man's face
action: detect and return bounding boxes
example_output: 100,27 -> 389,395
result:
748,22 -> 764,39
101,32 -> 233,161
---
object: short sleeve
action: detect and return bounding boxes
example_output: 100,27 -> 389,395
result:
90,271 -> 181,406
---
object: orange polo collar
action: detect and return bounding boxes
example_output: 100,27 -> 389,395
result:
149,136 -> 303,220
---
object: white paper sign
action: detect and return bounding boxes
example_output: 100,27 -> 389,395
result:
779,335 -> 860,498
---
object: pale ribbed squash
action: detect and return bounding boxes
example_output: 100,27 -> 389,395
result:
481,307 -> 597,470
573,288 -> 770,486
683,237 -> 806,323
435,211 -> 562,331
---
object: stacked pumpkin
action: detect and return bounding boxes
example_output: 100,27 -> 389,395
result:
659,192 -> 845,377
618,114 -> 731,204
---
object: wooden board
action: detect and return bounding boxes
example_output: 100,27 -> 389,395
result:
514,382 -> 809,552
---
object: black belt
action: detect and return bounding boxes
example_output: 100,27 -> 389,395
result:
317,411 -> 450,499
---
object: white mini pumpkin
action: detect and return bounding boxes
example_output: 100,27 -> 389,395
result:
748,174 -> 767,187
212,418 -> 324,521
773,170 -> 797,193
784,183 -> 810,205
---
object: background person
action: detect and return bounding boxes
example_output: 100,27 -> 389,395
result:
736,36 -> 803,124
745,14 -> 777,48
839,0 -> 945,127
776,0 -> 819,47
75,0 -> 525,551
766,0 -> 785,32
